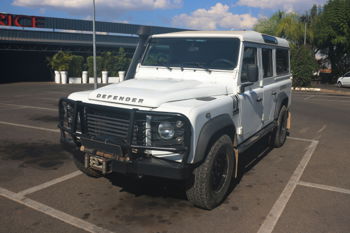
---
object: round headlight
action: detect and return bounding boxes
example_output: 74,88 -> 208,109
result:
158,122 -> 175,140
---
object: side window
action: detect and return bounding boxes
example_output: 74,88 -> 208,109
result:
276,49 -> 289,75
345,72 -> 350,77
262,48 -> 273,78
241,47 -> 258,83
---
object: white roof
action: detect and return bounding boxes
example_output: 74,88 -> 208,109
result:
152,30 -> 289,48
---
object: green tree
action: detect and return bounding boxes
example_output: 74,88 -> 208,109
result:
254,12 -> 306,47
314,0 -> 350,79
254,11 -> 284,36
291,45 -> 318,87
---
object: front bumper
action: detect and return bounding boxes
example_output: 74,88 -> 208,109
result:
61,137 -> 192,180
58,98 -> 193,180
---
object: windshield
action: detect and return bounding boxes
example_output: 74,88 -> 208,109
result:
141,37 -> 240,70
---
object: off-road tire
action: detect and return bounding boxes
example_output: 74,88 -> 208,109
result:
271,105 -> 288,148
73,152 -> 102,178
186,135 -> 235,210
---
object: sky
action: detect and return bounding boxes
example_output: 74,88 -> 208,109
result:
1,0 -> 328,30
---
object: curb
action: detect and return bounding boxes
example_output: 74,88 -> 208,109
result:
292,87 -> 321,91
292,87 -> 350,96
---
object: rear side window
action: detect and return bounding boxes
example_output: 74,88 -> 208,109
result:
276,49 -> 289,75
262,48 -> 273,78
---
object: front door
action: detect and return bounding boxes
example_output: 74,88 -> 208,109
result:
238,46 -> 263,140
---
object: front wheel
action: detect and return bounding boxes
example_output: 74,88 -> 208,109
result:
337,82 -> 342,88
186,135 -> 235,210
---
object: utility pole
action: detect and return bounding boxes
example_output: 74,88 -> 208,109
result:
92,0 -> 97,89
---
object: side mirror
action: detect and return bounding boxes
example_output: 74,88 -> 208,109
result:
247,64 -> 258,82
240,81 -> 254,93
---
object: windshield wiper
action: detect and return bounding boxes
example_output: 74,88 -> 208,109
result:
157,63 -> 172,71
180,62 -> 212,73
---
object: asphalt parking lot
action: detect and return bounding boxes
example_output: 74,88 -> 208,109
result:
0,82 -> 349,233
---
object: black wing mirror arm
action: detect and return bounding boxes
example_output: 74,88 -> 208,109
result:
239,82 -> 254,93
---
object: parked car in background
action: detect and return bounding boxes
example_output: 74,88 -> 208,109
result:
337,72 -> 350,87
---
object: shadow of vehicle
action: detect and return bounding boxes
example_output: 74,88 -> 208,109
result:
106,134 -> 274,202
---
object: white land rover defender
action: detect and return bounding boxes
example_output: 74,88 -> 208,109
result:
59,31 -> 292,210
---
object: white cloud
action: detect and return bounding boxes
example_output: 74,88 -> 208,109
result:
237,0 -> 327,12
13,0 -> 183,15
172,3 -> 258,30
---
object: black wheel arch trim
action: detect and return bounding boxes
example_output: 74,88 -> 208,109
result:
192,114 -> 235,164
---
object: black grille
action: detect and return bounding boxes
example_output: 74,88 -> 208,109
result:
83,106 -> 130,144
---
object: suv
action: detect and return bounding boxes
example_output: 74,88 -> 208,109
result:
59,31 -> 292,210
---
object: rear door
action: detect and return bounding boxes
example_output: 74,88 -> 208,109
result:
261,47 -> 278,125
239,45 -> 263,139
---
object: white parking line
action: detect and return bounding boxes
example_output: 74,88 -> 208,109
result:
17,171 -> 82,196
0,187 -> 114,233
288,136 -> 317,143
0,121 -> 60,133
298,181 -> 350,195
257,139 -> 319,233
308,99 -> 350,103
303,95 -> 315,100
0,103 -> 56,111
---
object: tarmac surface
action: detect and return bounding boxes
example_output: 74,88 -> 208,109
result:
0,82 -> 349,233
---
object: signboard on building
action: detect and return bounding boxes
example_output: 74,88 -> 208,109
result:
0,13 -> 45,28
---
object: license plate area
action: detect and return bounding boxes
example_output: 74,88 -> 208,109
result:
84,154 -> 112,174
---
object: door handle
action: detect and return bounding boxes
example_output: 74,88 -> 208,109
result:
256,97 -> 263,102
272,91 -> 277,95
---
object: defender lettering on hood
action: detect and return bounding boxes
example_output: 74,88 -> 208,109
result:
88,79 -> 228,108
96,93 -> 144,104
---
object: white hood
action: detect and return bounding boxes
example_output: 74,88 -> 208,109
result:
88,78 -> 228,108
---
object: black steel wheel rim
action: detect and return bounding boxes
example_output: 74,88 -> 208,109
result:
211,147 -> 229,192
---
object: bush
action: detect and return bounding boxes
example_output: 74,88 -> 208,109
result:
101,52 -> 117,76
115,48 -> 131,73
99,49 -> 131,76
69,55 -> 84,77
87,56 -> 102,77
48,51 -> 72,71
291,45 -> 318,87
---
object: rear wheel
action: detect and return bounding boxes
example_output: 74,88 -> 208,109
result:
186,135 -> 235,210
73,152 -> 102,178
337,82 -> 342,88
271,105 -> 288,148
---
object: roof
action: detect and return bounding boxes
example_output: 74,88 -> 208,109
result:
152,30 -> 289,48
